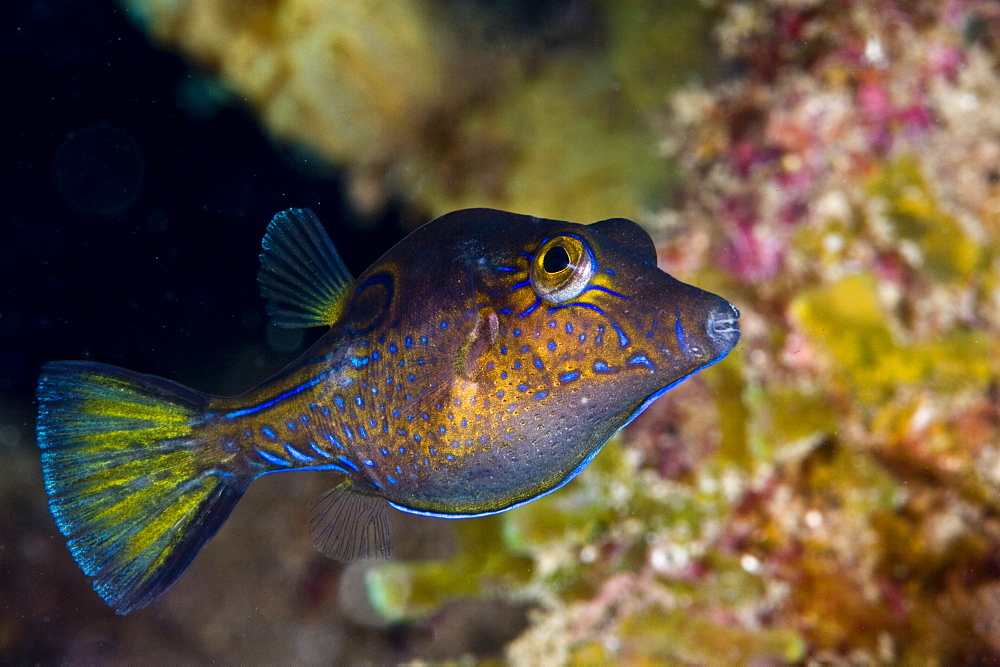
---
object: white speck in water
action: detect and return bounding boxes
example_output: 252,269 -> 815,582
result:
805,509 -> 824,529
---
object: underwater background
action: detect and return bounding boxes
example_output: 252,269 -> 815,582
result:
4,0 -> 1000,663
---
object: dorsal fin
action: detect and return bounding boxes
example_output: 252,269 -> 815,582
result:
258,208 -> 354,328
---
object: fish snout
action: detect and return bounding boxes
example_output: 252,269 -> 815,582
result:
707,301 -> 741,355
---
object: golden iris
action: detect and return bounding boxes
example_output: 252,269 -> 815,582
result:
530,235 -> 594,303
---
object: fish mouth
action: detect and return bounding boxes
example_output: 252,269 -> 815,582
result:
707,302 -> 741,353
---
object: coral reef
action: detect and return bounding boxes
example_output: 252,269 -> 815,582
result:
118,0 -> 711,223
362,0 -> 1000,662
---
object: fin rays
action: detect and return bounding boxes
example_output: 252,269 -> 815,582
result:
258,208 -> 354,328
37,361 -> 249,614
307,484 -> 392,562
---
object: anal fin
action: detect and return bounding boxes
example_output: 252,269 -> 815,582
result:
307,483 -> 392,561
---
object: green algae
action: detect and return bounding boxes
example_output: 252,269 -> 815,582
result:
615,609 -> 806,664
790,273 -> 994,406
366,514 -> 534,622
867,156 -> 984,283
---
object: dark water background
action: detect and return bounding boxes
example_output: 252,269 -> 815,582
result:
3,0 -> 406,406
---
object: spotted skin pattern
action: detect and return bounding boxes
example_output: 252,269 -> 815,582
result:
37,207 -> 739,614
204,209 -> 739,516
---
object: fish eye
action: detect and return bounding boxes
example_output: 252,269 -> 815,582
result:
530,235 -> 594,303
541,245 -> 570,273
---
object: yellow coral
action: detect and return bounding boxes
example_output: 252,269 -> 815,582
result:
120,0 -> 709,221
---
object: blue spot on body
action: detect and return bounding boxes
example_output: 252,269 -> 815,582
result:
309,442 -> 331,458
560,372 -> 580,382
261,427 -> 276,439
535,391 -> 548,400
381,448 -> 389,456
387,475 -> 398,484
565,322 -> 574,334
518,384 -> 528,392
629,354 -> 655,369
611,323 -> 629,347
285,444 -> 315,463
257,449 -> 291,467
675,309 -> 689,355
337,455 -> 359,472
324,433 -> 344,449
594,361 -> 611,372
534,359 -> 544,369
363,459 -> 375,467
358,427 -> 369,439
519,300 -> 540,317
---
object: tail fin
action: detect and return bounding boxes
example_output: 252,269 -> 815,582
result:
36,361 -> 249,614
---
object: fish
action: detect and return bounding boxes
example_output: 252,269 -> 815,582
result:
36,207 -> 740,614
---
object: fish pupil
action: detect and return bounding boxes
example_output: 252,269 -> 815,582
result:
542,245 -> 570,273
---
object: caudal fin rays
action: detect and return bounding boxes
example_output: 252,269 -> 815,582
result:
37,361 -> 249,614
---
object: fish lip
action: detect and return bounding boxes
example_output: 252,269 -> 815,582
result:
707,303 -> 741,351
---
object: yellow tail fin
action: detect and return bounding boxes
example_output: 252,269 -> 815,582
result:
37,361 -> 249,614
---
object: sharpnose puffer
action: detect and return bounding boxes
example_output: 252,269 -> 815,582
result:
36,208 -> 740,614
